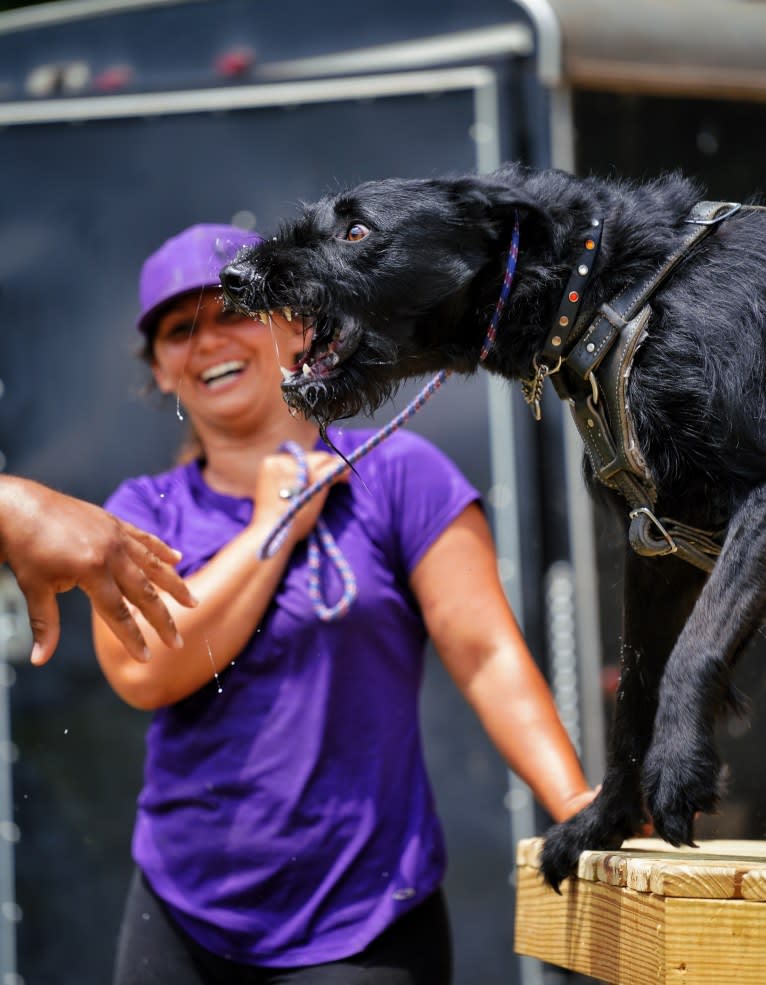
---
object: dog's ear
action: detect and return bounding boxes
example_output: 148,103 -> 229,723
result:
448,176 -> 554,250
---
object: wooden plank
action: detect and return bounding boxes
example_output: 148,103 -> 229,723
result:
517,837 -> 766,899
515,838 -> 766,984
514,866 -> 665,985
742,868 -> 766,901
663,896 -> 766,984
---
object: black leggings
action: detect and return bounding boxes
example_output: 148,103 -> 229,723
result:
113,869 -> 453,985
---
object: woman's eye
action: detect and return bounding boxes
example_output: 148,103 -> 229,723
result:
343,223 -> 370,242
159,320 -> 194,341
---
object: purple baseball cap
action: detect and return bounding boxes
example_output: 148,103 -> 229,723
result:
137,223 -> 263,333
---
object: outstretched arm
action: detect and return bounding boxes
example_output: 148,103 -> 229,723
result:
410,502 -> 594,823
0,475 -> 197,666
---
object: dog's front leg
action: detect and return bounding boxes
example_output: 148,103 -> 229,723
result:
540,546 -> 706,890
643,483 -> 766,846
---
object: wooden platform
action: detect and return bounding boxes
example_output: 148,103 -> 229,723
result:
514,836 -> 766,985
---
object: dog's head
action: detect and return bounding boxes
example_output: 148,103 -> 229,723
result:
220,170 -> 552,423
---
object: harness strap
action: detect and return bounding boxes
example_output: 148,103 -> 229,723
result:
567,201 -> 742,381
549,200 -> 744,573
628,509 -> 726,571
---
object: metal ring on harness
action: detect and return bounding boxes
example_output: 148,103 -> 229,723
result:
628,507 -> 678,557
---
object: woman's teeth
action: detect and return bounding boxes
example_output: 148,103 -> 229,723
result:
201,360 -> 246,385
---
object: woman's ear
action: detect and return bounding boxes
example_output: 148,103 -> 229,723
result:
151,359 -> 176,395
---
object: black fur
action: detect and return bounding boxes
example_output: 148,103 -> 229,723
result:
220,164 -> 766,889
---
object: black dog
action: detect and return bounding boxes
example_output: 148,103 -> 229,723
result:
220,164 -> 766,889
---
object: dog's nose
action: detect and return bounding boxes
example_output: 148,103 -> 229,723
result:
220,262 -> 255,308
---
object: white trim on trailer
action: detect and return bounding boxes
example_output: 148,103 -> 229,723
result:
0,65 -> 497,126
0,0 -> 203,35
257,24 -> 534,80
512,0 -> 563,88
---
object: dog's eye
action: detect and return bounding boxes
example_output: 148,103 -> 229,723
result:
342,223 -> 370,242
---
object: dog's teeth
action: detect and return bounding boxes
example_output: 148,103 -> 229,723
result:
280,365 -> 293,381
302,363 -> 313,377
283,307 -> 293,322
257,311 -> 269,325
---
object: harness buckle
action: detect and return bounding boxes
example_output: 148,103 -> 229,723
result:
629,507 -> 678,556
685,202 -> 742,226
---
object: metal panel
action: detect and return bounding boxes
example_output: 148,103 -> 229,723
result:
1,43 -> 540,985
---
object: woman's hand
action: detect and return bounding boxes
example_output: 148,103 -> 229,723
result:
252,451 -> 347,545
559,785 -> 601,820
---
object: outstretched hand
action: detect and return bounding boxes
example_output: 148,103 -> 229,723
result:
0,476 -> 197,666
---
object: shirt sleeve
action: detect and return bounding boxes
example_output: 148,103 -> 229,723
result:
103,477 -> 162,539
375,430 -> 481,576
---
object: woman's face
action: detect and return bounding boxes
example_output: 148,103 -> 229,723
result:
150,289 -> 309,428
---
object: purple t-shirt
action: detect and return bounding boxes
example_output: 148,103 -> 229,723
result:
104,427 -> 479,966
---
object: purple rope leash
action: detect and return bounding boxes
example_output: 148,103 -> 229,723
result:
260,370 -> 452,560
258,212 -> 522,584
279,441 -> 358,620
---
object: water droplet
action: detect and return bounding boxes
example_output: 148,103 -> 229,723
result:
204,637 -> 223,695
392,887 -> 416,901
64,728 -> 68,735
141,912 -> 151,921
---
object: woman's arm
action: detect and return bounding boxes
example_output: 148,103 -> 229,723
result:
92,452 -> 343,711
409,502 -> 595,823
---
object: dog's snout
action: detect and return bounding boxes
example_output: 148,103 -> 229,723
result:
220,261 -> 256,308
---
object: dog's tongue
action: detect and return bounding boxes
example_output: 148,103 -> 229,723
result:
297,344 -> 340,379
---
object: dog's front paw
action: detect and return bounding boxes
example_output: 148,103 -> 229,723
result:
540,795 -> 637,892
539,818 -> 588,892
643,732 -> 721,846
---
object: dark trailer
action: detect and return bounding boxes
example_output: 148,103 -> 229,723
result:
1,2 -> 765,984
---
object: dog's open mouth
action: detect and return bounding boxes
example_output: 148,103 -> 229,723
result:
248,307 -> 363,386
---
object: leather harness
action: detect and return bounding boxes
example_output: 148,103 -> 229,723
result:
521,200 -> 746,573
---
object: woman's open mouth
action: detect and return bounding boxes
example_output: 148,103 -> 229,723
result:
199,360 -> 247,389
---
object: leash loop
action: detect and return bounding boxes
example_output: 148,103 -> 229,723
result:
278,440 -> 358,621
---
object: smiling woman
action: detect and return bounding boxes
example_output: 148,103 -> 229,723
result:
90,223 -> 593,985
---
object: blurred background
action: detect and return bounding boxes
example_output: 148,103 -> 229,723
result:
1,1 -> 765,983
